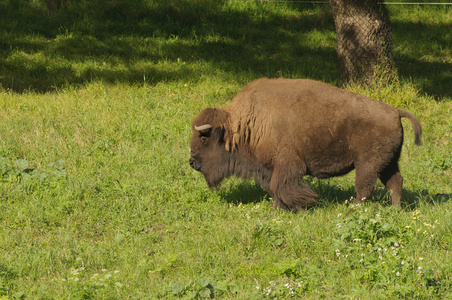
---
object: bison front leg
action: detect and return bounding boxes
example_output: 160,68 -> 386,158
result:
354,163 -> 378,204
271,195 -> 290,211
269,167 -> 318,212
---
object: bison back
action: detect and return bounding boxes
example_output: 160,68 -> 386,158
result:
226,78 -> 404,178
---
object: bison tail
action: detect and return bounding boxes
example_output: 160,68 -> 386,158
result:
398,109 -> 422,145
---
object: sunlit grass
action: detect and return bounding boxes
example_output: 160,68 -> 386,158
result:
1,78 -> 450,298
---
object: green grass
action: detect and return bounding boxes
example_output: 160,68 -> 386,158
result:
0,0 -> 451,299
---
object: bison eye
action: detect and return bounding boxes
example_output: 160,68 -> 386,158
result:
200,136 -> 208,144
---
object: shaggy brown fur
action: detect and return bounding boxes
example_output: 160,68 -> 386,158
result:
189,78 -> 422,212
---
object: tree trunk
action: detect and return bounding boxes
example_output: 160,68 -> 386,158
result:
329,0 -> 395,86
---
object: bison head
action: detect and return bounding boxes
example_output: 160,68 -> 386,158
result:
189,108 -> 232,187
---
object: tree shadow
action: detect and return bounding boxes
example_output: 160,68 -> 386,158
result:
392,18 -> 452,100
0,0 -> 337,93
0,1 -> 450,100
397,57 -> 452,101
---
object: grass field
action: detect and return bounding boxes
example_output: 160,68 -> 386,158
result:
0,0 -> 451,299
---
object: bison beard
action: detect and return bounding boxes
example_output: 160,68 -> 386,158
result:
189,78 -> 422,212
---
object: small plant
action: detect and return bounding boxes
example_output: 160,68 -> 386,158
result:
252,221 -> 286,249
0,157 -> 67,193
62,258 -> 123,299
171,278 -> 227,299
256,279 -> 306,298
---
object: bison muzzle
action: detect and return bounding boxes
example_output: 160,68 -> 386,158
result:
189,78 -> 422,212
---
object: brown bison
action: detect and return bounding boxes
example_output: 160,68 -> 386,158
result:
189,78 -> 422,212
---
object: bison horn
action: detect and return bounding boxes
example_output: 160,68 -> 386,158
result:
195,124 -> 213,131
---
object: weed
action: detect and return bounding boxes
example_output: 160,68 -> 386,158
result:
332,202 -> 451,298
0,157 -> 67,196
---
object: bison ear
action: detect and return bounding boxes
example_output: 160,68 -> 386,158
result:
211,127 -> 226,143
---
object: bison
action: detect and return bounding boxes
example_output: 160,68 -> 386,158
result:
189,78 -> 422,212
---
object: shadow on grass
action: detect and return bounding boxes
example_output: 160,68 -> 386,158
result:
218,176 -> 451,211
0,1 -> 450,100
392,17 -> 452,100
0,0 -> 337,93
220,181 -> 269,206
397,57 -> 452,101
401,191 -> 452,210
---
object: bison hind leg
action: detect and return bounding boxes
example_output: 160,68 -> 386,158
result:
270,169 -> 318,212
379,162 -> 403,206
